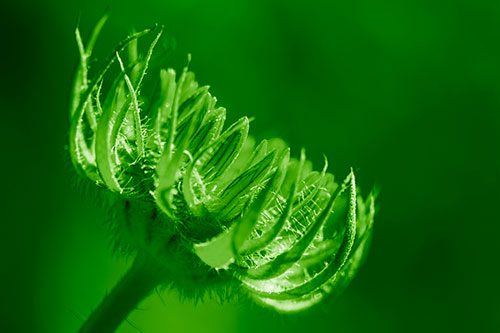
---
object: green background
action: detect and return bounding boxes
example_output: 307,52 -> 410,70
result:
2,0 -> 499,332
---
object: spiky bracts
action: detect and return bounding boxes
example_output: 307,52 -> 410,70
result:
69,16 -> 375,313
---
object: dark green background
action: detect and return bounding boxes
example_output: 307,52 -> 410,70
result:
2,0 -> 499,332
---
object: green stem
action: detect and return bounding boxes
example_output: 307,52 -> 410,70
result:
79,252 -> 167,333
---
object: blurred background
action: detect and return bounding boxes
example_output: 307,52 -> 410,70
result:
1,0 -> 499,332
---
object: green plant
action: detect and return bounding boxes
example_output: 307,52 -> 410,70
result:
69,14 -> 376,332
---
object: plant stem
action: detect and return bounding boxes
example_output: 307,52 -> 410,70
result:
79,252 -> 167,333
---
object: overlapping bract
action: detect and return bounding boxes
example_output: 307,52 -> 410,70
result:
69,19 -> 375,312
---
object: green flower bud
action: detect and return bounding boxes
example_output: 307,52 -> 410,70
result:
69,15 -> 376,318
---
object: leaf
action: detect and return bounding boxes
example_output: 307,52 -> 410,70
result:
200,117 -> 249,181
69,25 -> 158,181
239,171 -> 357,298
192,227 -> 237,269
231,148 -> 290,255
181,117 -> 247,215
235,149 -> 305,256
237,169 -> 350,280
214,150 -> 277,221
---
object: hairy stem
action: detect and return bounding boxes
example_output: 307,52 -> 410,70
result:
79,252 -> 167,333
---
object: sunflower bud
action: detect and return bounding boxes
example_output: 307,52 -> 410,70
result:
69,16 -> 376,315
